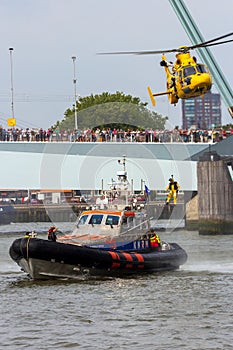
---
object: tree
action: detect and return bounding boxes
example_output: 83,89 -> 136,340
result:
53,91 -> 168,131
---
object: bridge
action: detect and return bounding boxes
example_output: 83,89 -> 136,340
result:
0,137 -> 232,191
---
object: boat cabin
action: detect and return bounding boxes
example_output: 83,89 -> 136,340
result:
68,210 -> 123,240
59,207 -> 150,246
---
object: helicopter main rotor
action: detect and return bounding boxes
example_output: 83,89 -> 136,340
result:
98,32 -> 233,55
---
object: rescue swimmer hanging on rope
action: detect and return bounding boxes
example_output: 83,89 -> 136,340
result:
165,175 -> 180,205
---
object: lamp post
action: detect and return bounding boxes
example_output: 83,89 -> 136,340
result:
71,56 -> 78,130
9,48 -> 15,118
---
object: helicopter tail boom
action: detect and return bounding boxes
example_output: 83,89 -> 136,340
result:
147,86 -> 171,106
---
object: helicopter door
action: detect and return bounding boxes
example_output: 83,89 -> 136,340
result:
177,70 -> 187,87
180,66 -> 197,92
178,71 -> 183,84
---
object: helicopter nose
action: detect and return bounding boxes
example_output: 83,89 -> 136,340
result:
195,73 -> 212,89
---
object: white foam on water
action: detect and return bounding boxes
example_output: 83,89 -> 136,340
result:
183,261 -> 233,274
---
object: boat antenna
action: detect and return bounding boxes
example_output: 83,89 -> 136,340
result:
118,155 -> 126,172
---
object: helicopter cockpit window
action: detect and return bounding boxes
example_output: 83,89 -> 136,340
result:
183,66 -> 196,78
196,64 -> 208,73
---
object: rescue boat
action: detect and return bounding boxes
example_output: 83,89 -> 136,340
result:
9,157 -> 187,280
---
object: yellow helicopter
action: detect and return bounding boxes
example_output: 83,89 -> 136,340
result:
98,32 -> 233,106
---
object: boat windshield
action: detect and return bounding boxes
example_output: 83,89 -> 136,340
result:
183,66 -> 196,77
78,214 -> 88,226
105,215 -> 119,226
196,64 -> 208,73
88,214 -> 103,225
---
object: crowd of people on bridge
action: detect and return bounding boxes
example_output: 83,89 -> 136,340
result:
0,126 -> 232,143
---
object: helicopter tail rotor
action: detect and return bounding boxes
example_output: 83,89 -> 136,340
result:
147,86 -> 173,106
147,86 -> 156,106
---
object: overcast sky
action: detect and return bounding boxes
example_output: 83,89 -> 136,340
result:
0,0 -> 232,129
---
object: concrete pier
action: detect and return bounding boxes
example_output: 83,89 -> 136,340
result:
9,202 -> 185,224
197,152 -> 233,234
9,204 -> 83,223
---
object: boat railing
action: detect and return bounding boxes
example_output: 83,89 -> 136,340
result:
119,216 -> 153,237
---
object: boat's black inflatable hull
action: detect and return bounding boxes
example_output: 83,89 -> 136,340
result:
9,238 -> 188,279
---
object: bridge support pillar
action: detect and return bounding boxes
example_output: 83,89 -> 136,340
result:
197,152 -> 233,234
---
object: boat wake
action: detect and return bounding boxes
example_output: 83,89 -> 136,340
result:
183,262 -> 233,274
0,262 -> 22,275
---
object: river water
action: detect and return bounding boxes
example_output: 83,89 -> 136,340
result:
0,223 -> 233,350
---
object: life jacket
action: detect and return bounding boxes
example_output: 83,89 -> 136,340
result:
155,234 -> 161,244
150,234 -> 161,247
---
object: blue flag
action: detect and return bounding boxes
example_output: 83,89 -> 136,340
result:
145,185 -> 150,195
